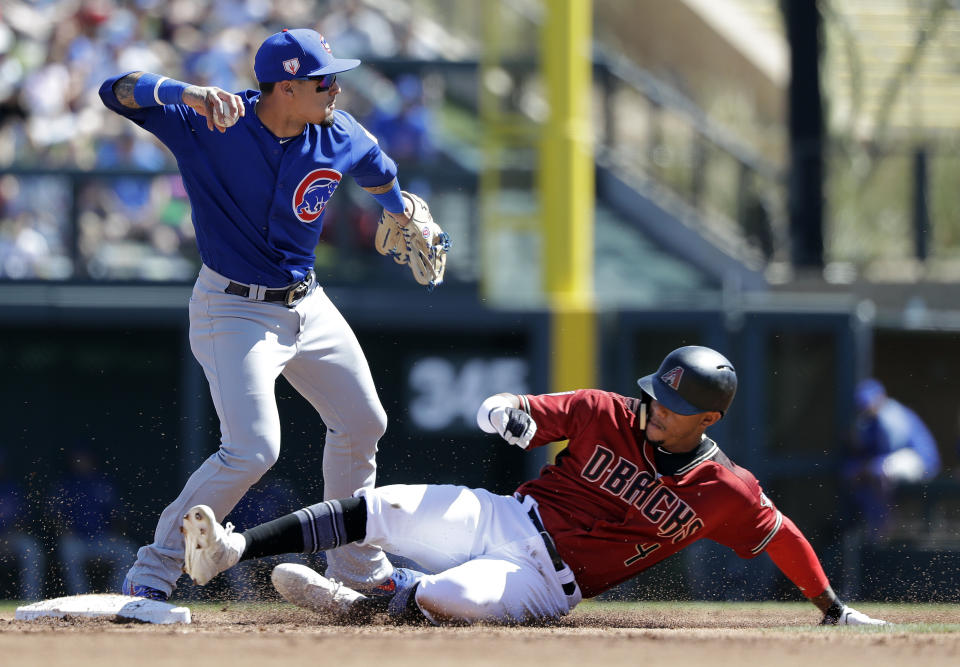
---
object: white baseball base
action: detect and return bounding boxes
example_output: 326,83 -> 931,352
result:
15,594 -> 191,624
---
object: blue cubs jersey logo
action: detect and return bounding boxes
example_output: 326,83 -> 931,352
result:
293,169 -> 342,223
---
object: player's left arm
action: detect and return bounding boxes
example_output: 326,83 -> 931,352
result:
370,183 -> 450,290
346,114 -> 450,289
710,472 -> 888,626
363,178 -> 411,258
764,515 -> 888,626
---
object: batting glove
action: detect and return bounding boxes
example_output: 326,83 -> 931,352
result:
489,407 -> 537,449
820,602 -> 888,626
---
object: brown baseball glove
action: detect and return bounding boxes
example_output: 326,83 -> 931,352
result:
375,191 -> 450,290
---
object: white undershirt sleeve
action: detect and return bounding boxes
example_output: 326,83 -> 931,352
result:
476,394 -> 514,434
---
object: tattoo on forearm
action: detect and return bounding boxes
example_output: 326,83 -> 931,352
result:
113,72 -> 145,109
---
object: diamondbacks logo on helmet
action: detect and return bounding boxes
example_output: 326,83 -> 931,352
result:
660,366 -> 684,390
293,169 -> 342,223
282,58 -> 300,76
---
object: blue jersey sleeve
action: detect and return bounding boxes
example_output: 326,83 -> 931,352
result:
99,73 -> 211,151
339,112 -> 398,188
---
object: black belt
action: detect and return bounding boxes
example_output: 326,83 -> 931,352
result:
527,507 -> 577,597
224,271 -> 315,307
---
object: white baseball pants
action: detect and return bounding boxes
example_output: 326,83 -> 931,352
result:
359,484 -> 582,625
126,265 -> 392,594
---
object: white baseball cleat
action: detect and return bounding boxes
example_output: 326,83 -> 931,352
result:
836,606 -> 888,626
272,563 -> 366,616
821,604 -> 888,626
181,504 -> 245,585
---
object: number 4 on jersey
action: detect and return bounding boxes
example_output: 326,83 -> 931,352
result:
624,542 -> 660,566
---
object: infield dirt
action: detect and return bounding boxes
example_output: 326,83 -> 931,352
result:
2,603 -> 958,667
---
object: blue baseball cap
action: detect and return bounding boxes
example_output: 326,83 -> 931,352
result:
855,378 -> 885,412
254,29 -> 361,83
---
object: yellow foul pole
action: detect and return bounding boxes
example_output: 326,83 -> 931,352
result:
540,0 -> 596,407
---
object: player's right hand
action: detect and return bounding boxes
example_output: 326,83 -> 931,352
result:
183,85 -> 245,133
489,407 -> 537,449
820,604 -> 888,626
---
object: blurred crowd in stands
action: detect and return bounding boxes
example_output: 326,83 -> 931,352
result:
843,379 -> 942,540
0,0 -> 446,280
0,443 -> 314,600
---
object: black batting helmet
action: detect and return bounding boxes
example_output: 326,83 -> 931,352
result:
636,346 -> 737,415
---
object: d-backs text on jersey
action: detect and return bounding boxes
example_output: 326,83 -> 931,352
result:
580,445 -> 704,547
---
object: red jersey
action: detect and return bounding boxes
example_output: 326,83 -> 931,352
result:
514,389 -> 783,599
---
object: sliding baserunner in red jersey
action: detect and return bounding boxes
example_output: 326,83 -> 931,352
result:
180,346 -> 886,627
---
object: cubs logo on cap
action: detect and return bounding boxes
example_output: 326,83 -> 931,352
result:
293,169 -> 342,223
255,28 -> 361,83
660,366 -> 684,390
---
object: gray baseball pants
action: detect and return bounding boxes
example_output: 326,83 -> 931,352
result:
125,265 -> 392,595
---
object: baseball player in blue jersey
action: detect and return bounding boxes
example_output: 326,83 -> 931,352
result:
99,28 -> 447,601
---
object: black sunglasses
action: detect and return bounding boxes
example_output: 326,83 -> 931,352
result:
297,73 -> 337,92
